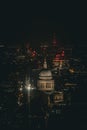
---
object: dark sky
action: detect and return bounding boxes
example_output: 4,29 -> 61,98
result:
0,1 -> 87,46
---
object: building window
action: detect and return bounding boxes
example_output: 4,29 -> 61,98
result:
46,83 -> 51,88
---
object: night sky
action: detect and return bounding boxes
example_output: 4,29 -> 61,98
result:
0,1 -> 87,47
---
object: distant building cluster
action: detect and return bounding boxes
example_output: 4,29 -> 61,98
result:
0,34 -> 86,110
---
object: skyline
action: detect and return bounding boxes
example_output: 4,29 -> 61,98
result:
0,2 -> 87,129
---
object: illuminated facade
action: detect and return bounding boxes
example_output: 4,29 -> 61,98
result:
52,51 -> 70,70
53,91 -> 64,103
37,59 -> 54,92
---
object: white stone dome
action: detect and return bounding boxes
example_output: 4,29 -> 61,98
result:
37,58 -> 54,92
39,69 -> 53,80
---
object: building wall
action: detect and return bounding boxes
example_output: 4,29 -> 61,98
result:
37,80 -> 54,91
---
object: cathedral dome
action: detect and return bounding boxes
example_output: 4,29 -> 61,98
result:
39,69 -> 52,80
37,58 -> 54,92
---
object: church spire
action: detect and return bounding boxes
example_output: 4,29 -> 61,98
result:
43,58 -> 47,69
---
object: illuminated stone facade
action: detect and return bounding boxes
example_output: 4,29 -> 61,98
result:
37,77 -> 54,91
53,91 -> 64,103
37,59 -> 54,92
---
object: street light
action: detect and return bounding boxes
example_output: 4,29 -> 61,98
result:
26,83 -> 31,104
27,84 -> 31,91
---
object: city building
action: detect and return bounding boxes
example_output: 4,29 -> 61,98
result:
53,91 -> 64,104
37,58 -> 54,92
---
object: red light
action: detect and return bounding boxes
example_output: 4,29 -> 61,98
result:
56,54 -> 59,58
61,51 -> 64,56
61,53 -> 64,56
32,53 -> 35,57
32,51 -> 37,57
